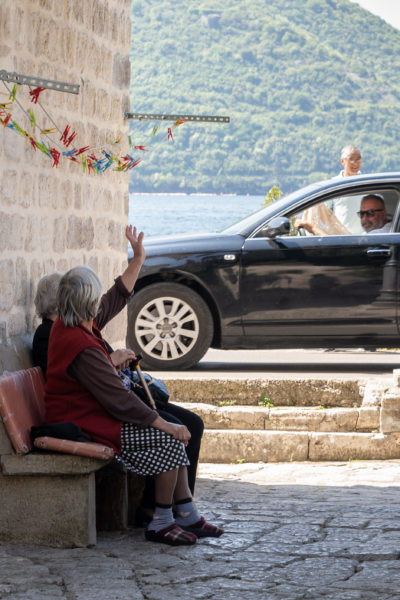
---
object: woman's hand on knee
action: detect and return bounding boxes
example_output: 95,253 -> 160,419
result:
168,423 -> 191,445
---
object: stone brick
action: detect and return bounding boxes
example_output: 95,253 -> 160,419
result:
99,255 -> 111,285
13,6 -> 25,48
103,189 -> 113,212
62,26 -> 76,67
39,0 -> 53,10
0,4 -> 11,39
20,172 -> 34,208
0,260 -> 15,311
81,182 -> 93,212
110,8 -> 119,42
53,216 -> 67,253
59,179 -> 73,210
25,214 -> 40,252
4,125 -> 24,159
92,1 -> 106,35
46,18 -> 61,62
56,258 -> 69,273
14,258 -> 27,306
94,218 -> 108,250
0,170 -> 18,205
67,215 -> 82,250
88,256 -> 99,274
392,369 -> 400,388
74,182 -> 82,209
96,88 -> 110,121
71,0 -> 85,25
30,259 -> 44,287
43,258 -> 56,275
113,53 -> 131,89
82,217 -> 94,250
380,393 -> 400,434
7,309 -> 27,337
8,214 -> 25,251
108,221 -> 123,250
76,31 -> 89,69
0,44 -> 12,57
0,213 -> 10,252
38,175 -> 51,207
40,216 -> 52,252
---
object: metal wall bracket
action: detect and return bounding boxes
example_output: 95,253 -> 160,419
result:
125,112 -> 229,123
0,70 -> 79,94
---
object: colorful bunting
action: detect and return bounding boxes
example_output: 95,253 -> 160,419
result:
1,82 -> 184,175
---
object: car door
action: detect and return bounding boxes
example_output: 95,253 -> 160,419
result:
239,189 -> 400,347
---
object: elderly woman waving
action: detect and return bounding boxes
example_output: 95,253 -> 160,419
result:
44,230 -> 223,546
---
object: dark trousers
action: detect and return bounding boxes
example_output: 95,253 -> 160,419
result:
140,402 -> 204,508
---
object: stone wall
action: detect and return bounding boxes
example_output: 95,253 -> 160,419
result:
0,0 -> 132,372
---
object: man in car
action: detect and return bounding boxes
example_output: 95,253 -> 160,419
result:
358,194 -> 391,234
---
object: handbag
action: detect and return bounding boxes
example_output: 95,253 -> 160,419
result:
120,367 -> 170,411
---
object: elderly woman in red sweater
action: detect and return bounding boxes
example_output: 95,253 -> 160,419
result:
44,232 -> 222,546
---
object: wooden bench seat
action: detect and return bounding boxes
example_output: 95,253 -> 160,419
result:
0,367 -> 116,547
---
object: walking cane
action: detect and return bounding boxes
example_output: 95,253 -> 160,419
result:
129,354 -> 157,410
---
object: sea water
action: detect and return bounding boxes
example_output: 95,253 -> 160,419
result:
128,193 -> 265,237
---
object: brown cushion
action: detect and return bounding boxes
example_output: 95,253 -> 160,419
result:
34,436 -> 114,460
0,368 -> 45,454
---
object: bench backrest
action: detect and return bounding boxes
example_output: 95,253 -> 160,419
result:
0,367 -> 115,460
0,367 -> 45,454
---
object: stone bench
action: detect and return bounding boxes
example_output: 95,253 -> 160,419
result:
0,367 -> 123,547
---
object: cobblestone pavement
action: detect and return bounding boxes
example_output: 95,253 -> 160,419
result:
1,461 -> 400,599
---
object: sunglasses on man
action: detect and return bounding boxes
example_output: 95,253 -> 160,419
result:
357,209 -> 384,218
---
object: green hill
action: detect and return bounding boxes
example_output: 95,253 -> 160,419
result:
129,0 -> 400,194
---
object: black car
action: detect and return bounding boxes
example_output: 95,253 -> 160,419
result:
127,173 -> 400,370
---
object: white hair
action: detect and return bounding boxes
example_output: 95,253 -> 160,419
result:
34,273 -> 63,318
340,144 -> 361,159
57,266 -> 102,327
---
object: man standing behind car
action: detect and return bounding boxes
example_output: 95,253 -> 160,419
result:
358,194 -> 391,234
332,144 -> 364,234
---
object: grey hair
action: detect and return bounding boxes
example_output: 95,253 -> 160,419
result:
57,266 -> 102,327
34,273 -> 63,318
340,144 -> 361,159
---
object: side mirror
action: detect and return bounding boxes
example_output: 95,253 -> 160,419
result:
262,216 -> 290,238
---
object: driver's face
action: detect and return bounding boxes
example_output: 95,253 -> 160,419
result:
359,198 -> 387,232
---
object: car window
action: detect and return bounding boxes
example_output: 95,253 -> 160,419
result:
284,189 -> 400,237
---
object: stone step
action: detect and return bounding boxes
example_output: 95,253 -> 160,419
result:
165,377 -> 365,407
179,402 -> 380,433
199,430 -> 400,463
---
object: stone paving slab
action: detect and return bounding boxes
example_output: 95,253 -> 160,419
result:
1,460 -> 400,599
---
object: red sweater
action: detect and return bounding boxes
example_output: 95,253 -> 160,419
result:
44,318 -> 123,452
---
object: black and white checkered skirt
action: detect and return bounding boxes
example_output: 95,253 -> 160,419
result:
114,423 -> 190,476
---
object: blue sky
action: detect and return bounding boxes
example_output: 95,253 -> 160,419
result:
350,0 -> 400,30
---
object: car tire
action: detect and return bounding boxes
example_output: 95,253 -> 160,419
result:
127,282 -> 213,370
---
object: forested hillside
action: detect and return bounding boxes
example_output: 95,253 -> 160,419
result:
129,0 -> 400,194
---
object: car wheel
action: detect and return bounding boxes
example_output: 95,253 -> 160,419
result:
127,283 -> 213,370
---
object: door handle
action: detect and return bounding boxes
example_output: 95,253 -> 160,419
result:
366,247 -> 392,258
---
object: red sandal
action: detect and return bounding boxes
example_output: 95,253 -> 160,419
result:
181,517 -> 224,538
145,522 -> 197,546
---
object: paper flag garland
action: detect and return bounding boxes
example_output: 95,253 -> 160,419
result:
0,82 -> 185,175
